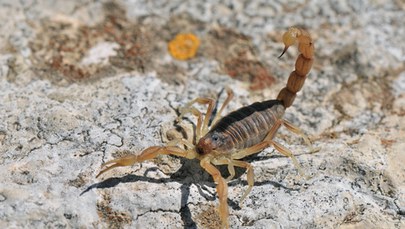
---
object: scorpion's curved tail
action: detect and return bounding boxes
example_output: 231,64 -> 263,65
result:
277,27 -> 314,108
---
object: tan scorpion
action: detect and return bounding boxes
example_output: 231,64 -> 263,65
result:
96,27 -> 315,228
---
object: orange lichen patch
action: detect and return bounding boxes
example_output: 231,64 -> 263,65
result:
168,33 -> 200,60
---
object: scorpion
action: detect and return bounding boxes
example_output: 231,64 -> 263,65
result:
96,27 -> 314,228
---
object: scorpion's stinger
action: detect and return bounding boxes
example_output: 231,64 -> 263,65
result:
278,27 -> 299,59
278,46 -> 289,58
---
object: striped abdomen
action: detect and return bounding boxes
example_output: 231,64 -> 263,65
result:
209,100 -> 285,151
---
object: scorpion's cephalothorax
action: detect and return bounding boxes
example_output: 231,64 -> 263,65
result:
196,131 -> 233,155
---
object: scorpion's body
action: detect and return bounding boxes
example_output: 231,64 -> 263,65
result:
199,100 -> 285,154
96,27 -> 314,229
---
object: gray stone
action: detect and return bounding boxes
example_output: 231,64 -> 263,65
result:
0,0 -> 404,228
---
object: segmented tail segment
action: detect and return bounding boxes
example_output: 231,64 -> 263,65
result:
277,27 -> 314,108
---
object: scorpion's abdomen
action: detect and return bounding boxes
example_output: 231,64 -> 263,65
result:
211,100 -> 285,150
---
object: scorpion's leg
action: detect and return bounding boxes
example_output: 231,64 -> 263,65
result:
226,163 -> 236,182
271,140 -> 307,178
177,107 -> 204,141
230,117 -> 283,159
200,157 -> 229,229
232,141 -> 271,160
231,160 -> 254,206
178,98 -> 215,137
212,87 -> 234,125
213,158 -> 254,206
263,120 -> 307,177
231,139 -> 306,178
282,119 -> 316,153
167,136 -> 195,149
96,146 -> 197,178
265,118 -> 283,140
211,158 -> 235,182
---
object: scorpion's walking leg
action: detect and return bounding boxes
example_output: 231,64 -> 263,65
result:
260,117 -> 313,153
231,139 -> 305,178
211,158 -> 236,182
263,121 -> 307,177
230,160 -> 254,205
167,138 -> 195,149
271,141 -> 307,178
212,87 -> 234,125
212,158 -> 254,206
178,107 -> 204,141
259,117 -> 314,154
178,98 -> 215,137
96,146 -> 197,178
232,141 -> 272,160
200,157 -> 229,229
282,120 -> 315,152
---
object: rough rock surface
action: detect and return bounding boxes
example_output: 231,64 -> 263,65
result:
0,0 -> 404,228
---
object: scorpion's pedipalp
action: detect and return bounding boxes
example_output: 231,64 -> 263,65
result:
96,153 -> 152,178
96,146 -> 196,178
96,160 -> 130,178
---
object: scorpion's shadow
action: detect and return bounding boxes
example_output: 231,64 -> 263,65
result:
81,155 -> 295,228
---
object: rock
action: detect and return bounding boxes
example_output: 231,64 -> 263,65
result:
0,0 -> 404,228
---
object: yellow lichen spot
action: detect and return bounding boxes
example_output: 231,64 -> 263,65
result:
168,33 -> 200,60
